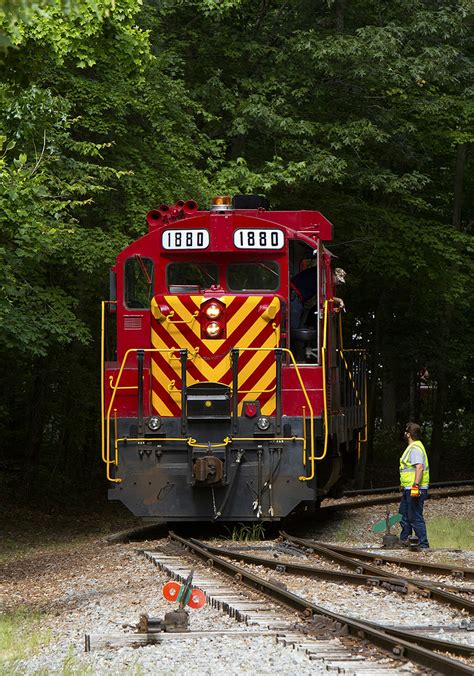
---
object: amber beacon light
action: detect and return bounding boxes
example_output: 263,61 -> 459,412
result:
212,195 -> 231,206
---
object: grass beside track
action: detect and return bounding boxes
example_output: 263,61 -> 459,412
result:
0,611 -> 52,671
332,513 -> 474,550
427,517 -> 474,550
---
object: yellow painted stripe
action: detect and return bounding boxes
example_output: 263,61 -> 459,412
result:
237,331 -> 278,386
151,389 -> 174,417
151,296 -> 281,412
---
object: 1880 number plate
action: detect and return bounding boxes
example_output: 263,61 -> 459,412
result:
234,229 -> 284,249
162,229 -> 209,250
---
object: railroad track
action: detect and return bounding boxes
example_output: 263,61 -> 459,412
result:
278,532 -> 474,614
195,538 -> 474,601
321,486 -> 474,512
143,542 -> 408,674
344,480 -> 474,497
147,532 -> 474,674
294,539 -> 474,581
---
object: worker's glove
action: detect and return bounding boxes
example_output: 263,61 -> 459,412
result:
410,484 -> 420,498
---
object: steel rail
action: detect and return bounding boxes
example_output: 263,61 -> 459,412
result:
280,532 -> 474,614
305,540 -> 474,581
191,540 -> 474,658
168,532 -> 473,674
320,487 -> 474,512
344,480 -> 474,497
194,541 -> 474,658
196,541 -> 474,595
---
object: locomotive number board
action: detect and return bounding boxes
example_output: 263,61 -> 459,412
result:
162,229 -> 209,250
234,229 -> 284,249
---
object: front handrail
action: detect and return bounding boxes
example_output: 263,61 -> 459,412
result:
103,347 -> 185,483
165,310 -> 199,324
104,346 -> 317,483
101,300 -> 117,463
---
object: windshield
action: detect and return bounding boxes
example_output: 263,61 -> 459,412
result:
227,262 -> 279,291
167,263 -> 219,291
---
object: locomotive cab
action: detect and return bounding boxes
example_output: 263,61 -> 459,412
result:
101,196 -> 366,521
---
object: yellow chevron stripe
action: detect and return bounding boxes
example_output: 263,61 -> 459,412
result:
236,330 -> 278,386
226,296 -> 261,336
151,389 -> 174,417
151,321 -> 200,363
151,324 -> 231,384
251,368 -> 277,412
151,296 -> 281,412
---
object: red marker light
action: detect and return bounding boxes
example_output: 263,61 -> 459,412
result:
244,403 -> 258,418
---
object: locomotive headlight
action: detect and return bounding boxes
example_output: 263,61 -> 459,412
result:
205,303 -> 222,319
257,416 -> 270,431
206,321 -> 222,338
147,416 -> 161,431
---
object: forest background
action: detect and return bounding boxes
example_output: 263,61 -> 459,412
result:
0,0 -> 472,502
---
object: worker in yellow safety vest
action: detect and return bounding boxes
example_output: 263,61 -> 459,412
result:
399,422 -> 430,549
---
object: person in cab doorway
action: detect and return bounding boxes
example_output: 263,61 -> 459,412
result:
399,422 -> 430,549
290,266 -> 346,329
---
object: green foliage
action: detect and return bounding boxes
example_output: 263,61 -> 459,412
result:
225,522 -> 266,541
0,0 -> 472,493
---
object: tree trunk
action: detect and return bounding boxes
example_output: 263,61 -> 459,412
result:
335,0 -> 346,32
355,302 -> 382,488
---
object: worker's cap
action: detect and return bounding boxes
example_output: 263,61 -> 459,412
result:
334,268 -> 346,284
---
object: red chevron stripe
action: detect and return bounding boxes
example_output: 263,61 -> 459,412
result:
237,352 -> 276,402
152,307 -> 279,390
151,296 -> 281,416
152,296 -> 273,362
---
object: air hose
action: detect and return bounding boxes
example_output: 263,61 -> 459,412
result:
214,450 -> 244,520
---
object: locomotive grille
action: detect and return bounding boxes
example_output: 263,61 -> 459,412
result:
123,315 -> 143,330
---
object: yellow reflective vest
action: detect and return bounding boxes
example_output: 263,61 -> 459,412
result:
399,441 -> 430,488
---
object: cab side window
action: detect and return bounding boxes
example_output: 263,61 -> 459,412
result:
124,256 -> 154,309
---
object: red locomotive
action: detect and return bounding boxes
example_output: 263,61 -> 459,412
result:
101,195 -> 366,521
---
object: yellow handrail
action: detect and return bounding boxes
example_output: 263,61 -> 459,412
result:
101,300 -> 117,462
108,375 -> 138,391
318,299 -> 330,468
337,350 -> 362,404
227,346 -> 314,478
188,436 -> 232,449
165,310 -> 199,324
104,347 -> 185,483
233,436 -> 304,444
114,436 -> 192,461
103,338 -> 326,484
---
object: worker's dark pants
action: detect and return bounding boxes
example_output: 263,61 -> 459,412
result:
290,293 -> 304,329
399,489 -> 429,547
